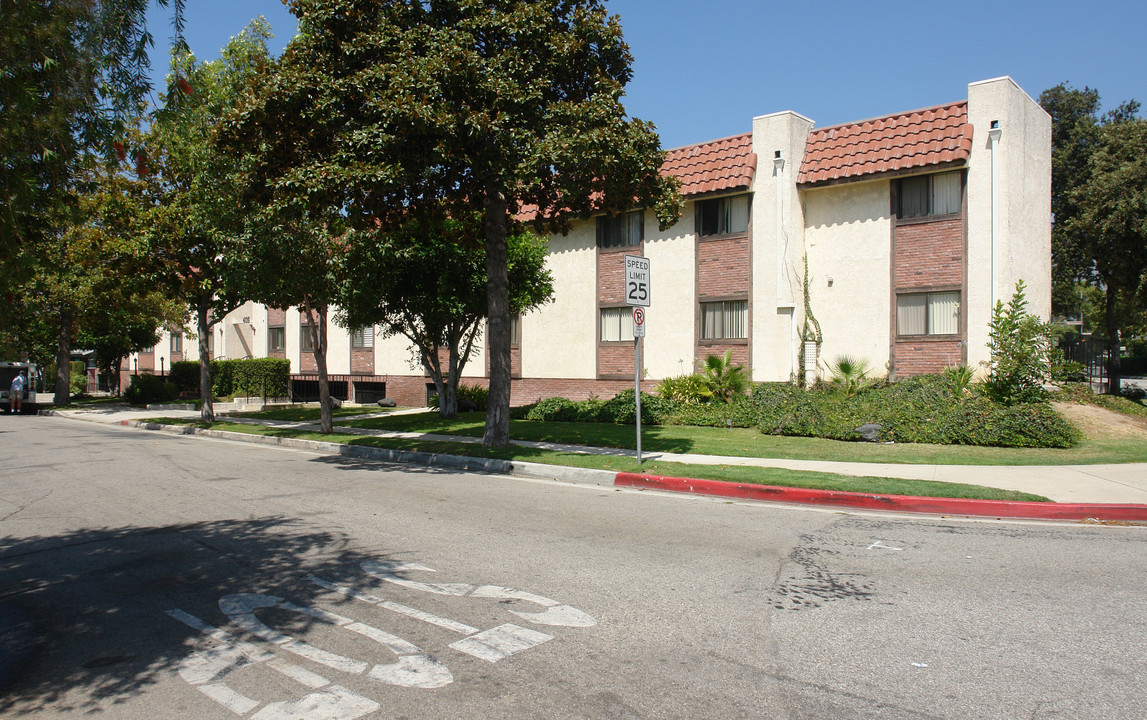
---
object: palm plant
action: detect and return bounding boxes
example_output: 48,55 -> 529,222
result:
828,355 -> 874,397
699,350 -> 748,403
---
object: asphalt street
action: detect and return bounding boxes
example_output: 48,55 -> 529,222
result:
0,414 -> 1144,719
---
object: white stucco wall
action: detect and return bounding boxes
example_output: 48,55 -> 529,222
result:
966,77 -> 1053,370
802,180 -> 894,375
751,110 -> 814,381
522,223 -> 598,379
642,207 -> 696,380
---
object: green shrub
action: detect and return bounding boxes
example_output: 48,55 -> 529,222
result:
169,360 -> 201,393
525,397 -> 582,422
457,383 -> 489,411
943,364 -> 976,398
982,281 -> 1053,405
124,373 -> 178,406
655,373 -> 711,404
699,350 -> 749,402
208,358 -> 290,398
69,361 -> 87,396
827,355 -> 876,397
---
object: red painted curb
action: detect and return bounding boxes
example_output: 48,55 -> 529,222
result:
614,473 -> 1147,522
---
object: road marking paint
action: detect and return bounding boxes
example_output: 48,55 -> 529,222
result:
867,540 -> 903,551
367,655 -> 453,689
471,585 -> 559,607
449,624 -> 553,663
310,576 -> 479,635
356,563 -> 598,628
268,659 -> 330,689
248,685 -> 379,720
166,609 -> 275,662
508,604 -> 597,627
198,682 -> 261,715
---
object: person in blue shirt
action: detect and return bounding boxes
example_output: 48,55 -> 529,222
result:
9,371 -> 25,414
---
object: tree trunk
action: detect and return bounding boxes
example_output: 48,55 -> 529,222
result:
55,304 -> 72,405
197,297 -> 214,422
482,189 -> 511,447
421,349 -> 453,418
1104,285 -> 1122,395
305,299 -> 334,434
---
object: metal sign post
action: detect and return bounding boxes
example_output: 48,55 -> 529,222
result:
625,256 -> 650,465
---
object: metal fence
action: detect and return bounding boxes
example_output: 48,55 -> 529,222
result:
1059,337 -> 1115,393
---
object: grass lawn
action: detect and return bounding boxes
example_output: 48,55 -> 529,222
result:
331,410 -> 1147,466
143,418 -> 1050,502
225,406 -> 393,422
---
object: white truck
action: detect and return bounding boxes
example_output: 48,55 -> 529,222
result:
1,361 -> 39,413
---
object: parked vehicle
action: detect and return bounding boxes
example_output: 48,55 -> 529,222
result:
1,361 -> 40,413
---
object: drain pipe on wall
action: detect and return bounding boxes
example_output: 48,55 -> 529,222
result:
988,120 -> 1001,308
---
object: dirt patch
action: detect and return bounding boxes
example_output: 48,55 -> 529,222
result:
1053,401 -> 1147,440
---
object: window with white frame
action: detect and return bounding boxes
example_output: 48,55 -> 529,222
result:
897,171 -> 962,219
509,314 -> 520,346
599,307 -> 634,342
268,326 -> 286,352
896,291 -> 960,335
351,326 -> 374,349
700,300 -> 748,340
697,195 -> 750,237
170,332 -> 182,353
596,211 -> 644,249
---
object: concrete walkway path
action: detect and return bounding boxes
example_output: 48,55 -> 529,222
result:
39,404 -> 1147,505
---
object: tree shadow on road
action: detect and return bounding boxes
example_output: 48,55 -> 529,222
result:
0,517 -> 415,715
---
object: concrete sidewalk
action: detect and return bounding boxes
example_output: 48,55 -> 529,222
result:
40,404 -> 1147,506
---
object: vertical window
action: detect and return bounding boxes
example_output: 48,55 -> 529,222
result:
509,315 -> 520,346
596,211 -> 644,249
896,291 -> 960,335
268,327 -> 286,352
300,322 -> 314,352
697,195 -> 750,237
170,332 -> 182,353
351,326 -> 374,349
599,307 -> 634,342
897,171 -> 962,219
700,300 -> 748,340
206,332 -> 214,356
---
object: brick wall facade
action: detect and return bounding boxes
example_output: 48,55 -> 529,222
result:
894,218 -> 963,288
697,343 -> 749,369
892,211 -> 966,376
697,235 -> 750,297
598,343 -> 635,378
893,339 -> 965,376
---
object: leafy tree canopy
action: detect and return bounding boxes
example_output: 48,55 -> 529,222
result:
222,0 -> 682,445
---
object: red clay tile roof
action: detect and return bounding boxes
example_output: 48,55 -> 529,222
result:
797,101 -> 972,186
662,132 -> 757,197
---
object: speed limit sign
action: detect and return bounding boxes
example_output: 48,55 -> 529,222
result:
633,307 -> 646,337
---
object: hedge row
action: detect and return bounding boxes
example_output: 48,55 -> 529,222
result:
168,358 -> 290,399
518,375 -> 1082,449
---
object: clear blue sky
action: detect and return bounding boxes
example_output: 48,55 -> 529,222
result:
146,0 -> 1146,149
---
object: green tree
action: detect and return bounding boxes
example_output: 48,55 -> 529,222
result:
147,20 -> 273,421
982,281 -> 1054,406
221,0 -> 682,446
1066,118 -> 1147,393
236,215 -> 344,433
0,0 -> 186,400
339,218 -> 553,418
1039,84 -> 1140,317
